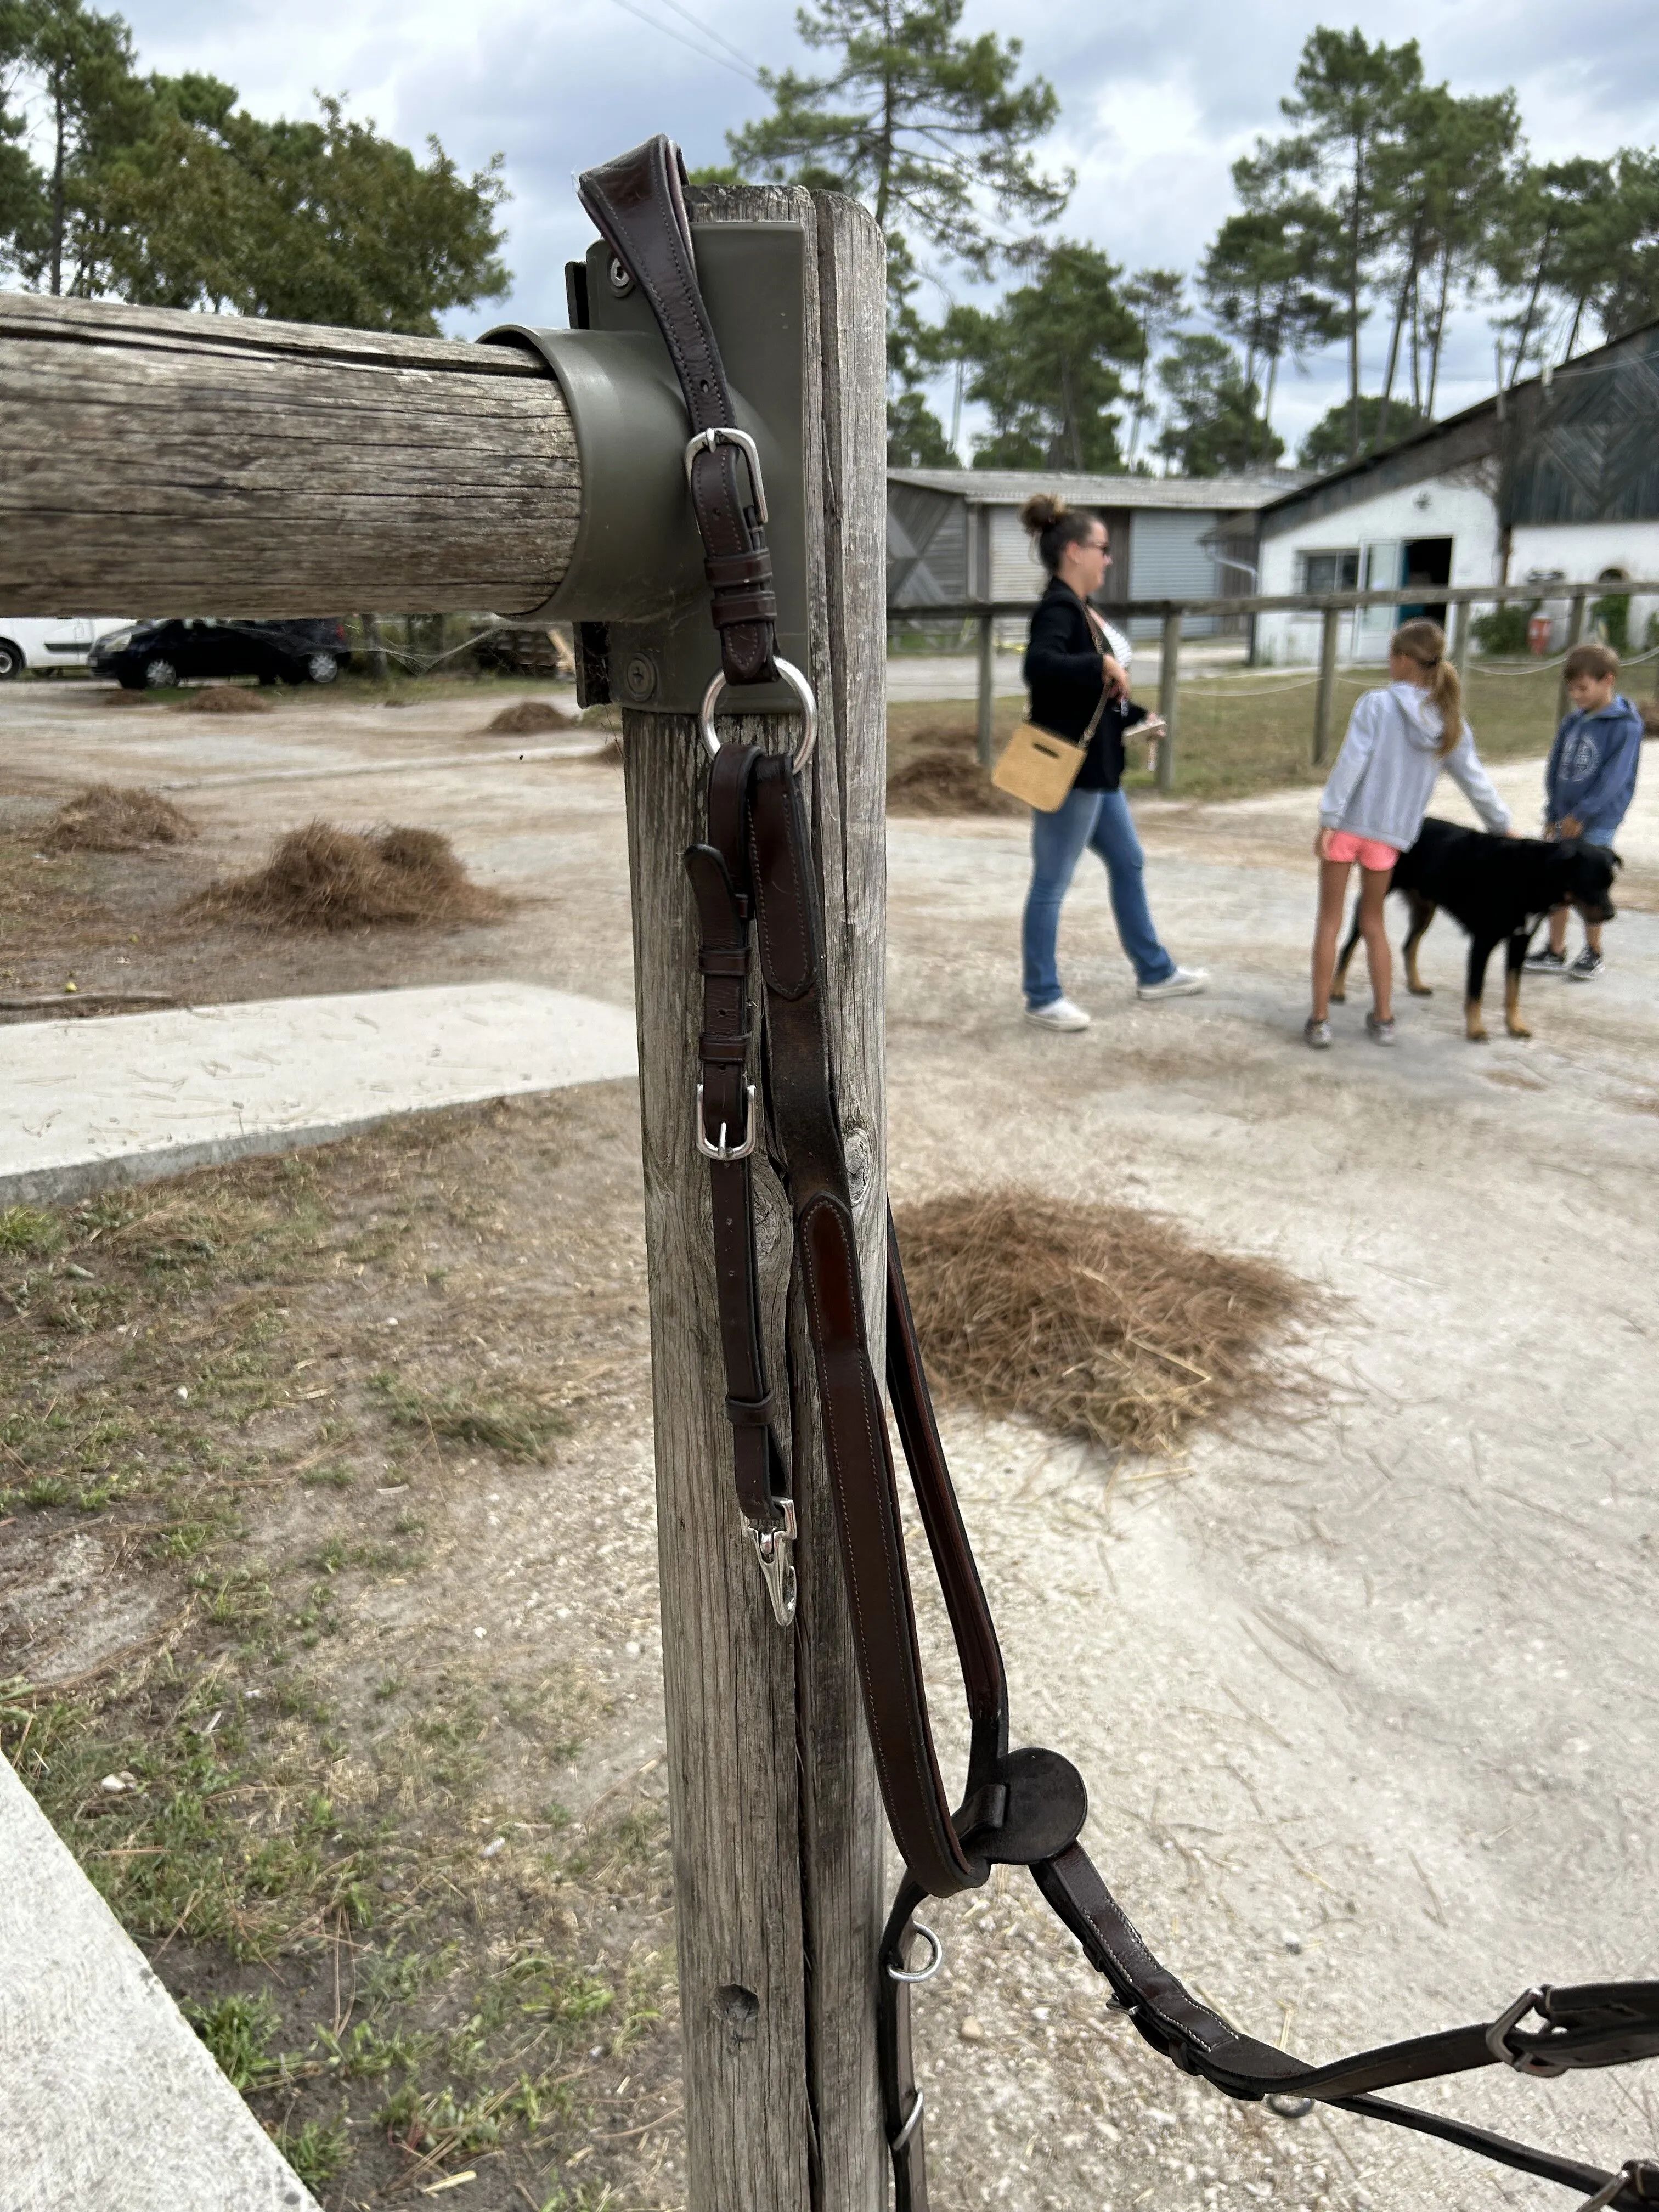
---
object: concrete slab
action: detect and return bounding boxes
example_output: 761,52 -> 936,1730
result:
1,981 -> 639,1205
0,1753 -> 319,2212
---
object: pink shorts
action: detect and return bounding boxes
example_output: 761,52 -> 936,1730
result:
1325,830 -> 1400,871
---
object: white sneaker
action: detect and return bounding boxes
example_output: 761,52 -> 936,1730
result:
1137,967 -> 1208,1002
1025,996 -> 1091,1032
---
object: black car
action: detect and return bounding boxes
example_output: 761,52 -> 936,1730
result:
91,618 -> 351,690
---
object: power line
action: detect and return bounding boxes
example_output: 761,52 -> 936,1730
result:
603,0 -> 761,84
648,0 -> 763,77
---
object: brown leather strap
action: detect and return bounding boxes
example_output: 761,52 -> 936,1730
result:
696,736 -> 1659,2212
578,136 -> 779,686
684,743 -> 795,1622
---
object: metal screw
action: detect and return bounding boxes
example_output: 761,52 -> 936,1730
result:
607,255 -> 635,297
623,653 -> 657,701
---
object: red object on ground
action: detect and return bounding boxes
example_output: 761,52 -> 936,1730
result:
1528,612 -> 1553,656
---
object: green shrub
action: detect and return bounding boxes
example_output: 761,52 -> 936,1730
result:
1471,601 -> 1538,656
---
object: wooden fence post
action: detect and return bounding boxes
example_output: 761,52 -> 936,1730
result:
975,503 -> 996,769
1450,599 -> 1472,680
1560,590 -> 1588,720
619,184 -> 885,2212
1313,605 -> 1342,765
1156,608 -> 1181,794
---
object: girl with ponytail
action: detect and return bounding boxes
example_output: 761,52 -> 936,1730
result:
1306,618 -> 1512,1048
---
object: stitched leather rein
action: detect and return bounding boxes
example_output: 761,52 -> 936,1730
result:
582,136 -> 1659,2212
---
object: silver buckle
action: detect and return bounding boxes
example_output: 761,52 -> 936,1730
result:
696,1079 -> 757,1161
684,425 -> 768,524
1485,1987 -> 1570,2078
751,1499 -> 797,1626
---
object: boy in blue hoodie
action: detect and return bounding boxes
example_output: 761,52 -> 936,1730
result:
1525,641 -> 1644,979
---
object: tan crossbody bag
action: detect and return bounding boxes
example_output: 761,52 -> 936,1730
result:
990,604 -> 1111,811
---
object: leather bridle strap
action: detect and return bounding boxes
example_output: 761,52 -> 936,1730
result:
726,748 -> 1659,2209
683,742 -> 797,1620
578,135 -> 779,686
633,131 -> 1659,2212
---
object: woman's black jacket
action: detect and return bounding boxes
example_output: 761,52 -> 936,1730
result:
1022,578 -> 1148,793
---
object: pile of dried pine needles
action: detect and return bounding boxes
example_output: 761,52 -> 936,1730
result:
893,1189 -> 1316,1454
188,822 -> 509,931
887,749 -> 1019,817
483,698 -> 575,735
171,685 -> 272,714
44,785 -> 198,853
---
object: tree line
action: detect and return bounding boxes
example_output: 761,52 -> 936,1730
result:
715,3 -> 1659,477
0,0 -> 508,330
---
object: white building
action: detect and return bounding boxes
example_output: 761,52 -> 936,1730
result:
888,467 -> 1306,641
1255,321 -> 1659,664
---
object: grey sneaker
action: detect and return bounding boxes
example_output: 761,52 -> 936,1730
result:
1137,966 -> 1208,1002
1304,1016 -> 1332,1050
1523,944 -> 1567,974
1365,1012 -> 1397,1045
1025,995 -> 1091,1032
1567,947 -> 1604,980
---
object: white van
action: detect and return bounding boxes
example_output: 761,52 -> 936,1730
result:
0,617 -> 133,680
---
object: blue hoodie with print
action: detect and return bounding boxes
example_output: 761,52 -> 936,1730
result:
1544,694 -> 1644,839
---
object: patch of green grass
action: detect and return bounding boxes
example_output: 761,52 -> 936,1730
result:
1,1681 -> 377,1960
0,1205 -> 62,1255
187,1988 -> 285,2089
370,1370 -> 566,1463
298,1462 -> 354,1490
271,2111 -> 351,2191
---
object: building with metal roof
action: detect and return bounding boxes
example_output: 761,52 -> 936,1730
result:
1252,320 -> 1659,664
887,466 -> 1310,638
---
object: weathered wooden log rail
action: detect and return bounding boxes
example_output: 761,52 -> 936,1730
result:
0,292 -> 580,616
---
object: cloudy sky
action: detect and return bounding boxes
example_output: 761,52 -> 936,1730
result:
113,0 -> 1659,460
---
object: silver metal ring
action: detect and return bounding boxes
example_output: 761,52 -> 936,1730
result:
698,656 -> 815,772
889,2089 -> 925,2153
885,1921 -> 943,1984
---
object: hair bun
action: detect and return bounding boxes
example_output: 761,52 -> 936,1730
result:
1020,492 -> 1066,537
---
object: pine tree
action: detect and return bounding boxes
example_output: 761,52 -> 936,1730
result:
727,0 -> 1070,420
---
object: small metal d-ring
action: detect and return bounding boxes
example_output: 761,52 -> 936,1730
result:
698,656 -> 815,772
885,1921 -> 943,1984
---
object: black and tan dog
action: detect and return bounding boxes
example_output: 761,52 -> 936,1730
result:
1333,817 -> 1620,1040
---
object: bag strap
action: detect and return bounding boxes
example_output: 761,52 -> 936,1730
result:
578,135 -> 779,686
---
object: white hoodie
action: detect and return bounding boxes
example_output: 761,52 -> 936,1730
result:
1318,681 -> 1512,851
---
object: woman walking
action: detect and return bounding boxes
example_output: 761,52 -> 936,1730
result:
1019,494 -> 1206,1031
1306,617 -> 1511,1048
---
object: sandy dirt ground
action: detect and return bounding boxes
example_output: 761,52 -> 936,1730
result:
2,679 -> 1657,2212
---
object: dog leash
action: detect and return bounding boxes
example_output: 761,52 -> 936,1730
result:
584,133 -> 1659,2212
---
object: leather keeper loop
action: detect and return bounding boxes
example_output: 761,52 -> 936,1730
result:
725,1390 -> 778,1428
710,590 -> 778,629
706,550 -> 774,590
698,1031 -> 753,1064
698,947 -> 750,977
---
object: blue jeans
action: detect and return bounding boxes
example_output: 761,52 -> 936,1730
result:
1022,786 -> 1175,1007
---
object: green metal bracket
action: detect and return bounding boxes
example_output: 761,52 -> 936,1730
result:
481,222 -> 808,715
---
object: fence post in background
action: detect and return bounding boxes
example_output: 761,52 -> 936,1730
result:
974,503 -> 995,768
1156,608 -> 1181,794
1559,590 -> 1588,720
1313,604 -> 1342,765
975,612 -> 995,769
1451,599 -> 1471,681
